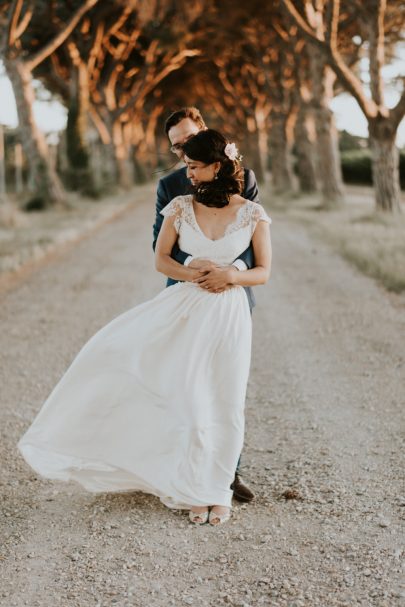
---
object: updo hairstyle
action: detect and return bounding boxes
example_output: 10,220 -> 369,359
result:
182,129 -> 244,208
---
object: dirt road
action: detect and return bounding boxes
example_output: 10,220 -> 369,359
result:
0,187 -> 404,607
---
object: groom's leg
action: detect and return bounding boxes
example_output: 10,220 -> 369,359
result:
231,297 -> 255,501
231,454 -> 255,502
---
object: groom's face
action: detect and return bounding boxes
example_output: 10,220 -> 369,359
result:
168,118 -> 201,160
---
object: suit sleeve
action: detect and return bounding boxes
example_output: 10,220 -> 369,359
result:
153,179 -> 191,264
152,179 -> 168,251
234,244 -> 254,270
244,169 -> 260,203
170,243 -> 190,265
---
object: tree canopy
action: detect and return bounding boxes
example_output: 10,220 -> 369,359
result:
1,0 -> 404,210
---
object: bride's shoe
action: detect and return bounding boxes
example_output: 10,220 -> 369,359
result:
208,506 -> 231,526
189,508 -> 209,524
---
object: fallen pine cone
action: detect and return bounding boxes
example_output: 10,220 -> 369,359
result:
280,488 -> 303,501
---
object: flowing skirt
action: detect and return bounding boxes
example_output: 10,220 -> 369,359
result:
18,282 -> 252,509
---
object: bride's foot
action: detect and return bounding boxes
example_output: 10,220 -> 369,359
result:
209,506 -> 231,526
189,506 -> 209,524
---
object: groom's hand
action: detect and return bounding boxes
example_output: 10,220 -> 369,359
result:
188,259 -> 217,270
193,266 -> 237,293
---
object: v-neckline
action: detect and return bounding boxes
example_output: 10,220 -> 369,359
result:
189,196 -> 247,242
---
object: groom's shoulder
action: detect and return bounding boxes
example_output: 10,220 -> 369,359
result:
158,166 -> 188,192
243,167 -> 256,184
242,167 -> 260,203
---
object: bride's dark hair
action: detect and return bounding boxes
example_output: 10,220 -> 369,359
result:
182,129 -> 244,208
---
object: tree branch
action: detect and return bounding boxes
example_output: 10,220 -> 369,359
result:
26,0 -> 100,71
88,22 -> 104,74
5,0 -> 23,49
281,0 -> 323,46
114,49 -> 201,119
325,0 -> 340,53
10,0 -> 33,46
368,0 -> 386,106
271,20 -> 290,44
103,5 -> 132,40
389,85 -> 405,130
89,107 -> 111,144
281,0 -> 378,120
326,47 -> 379,119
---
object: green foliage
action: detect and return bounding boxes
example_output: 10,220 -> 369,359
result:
340,149 -> 405,189
340,150 -> 373,184
338,130 -> 368,152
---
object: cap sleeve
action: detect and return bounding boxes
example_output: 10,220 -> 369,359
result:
160,196 -> 185,233
251,202 -> 271,233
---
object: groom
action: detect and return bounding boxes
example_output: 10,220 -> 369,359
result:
153,107 -> 258,503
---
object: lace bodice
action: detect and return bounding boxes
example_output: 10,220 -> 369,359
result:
161,195 -> 271,265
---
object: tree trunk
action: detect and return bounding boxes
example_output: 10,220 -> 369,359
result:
247,137 -> 265,184
89,140 -> 103,192
15,143 -> 24,194
102,144 -> 118,188
57,131 -> 69,177
112,121 -> 132,189
0,125 -> 6,202
66,62 -> 96,195
313,105 -> 344,206
144,105 -> 163,169
368,118 -> 401,212
244,120 -> 265,184
255,106 -> 270,183
4,58 -> 65,207
294,106 -> 318,193
269,109 -> 294,193
309,48 -> 344,207
132,153 -> 148,184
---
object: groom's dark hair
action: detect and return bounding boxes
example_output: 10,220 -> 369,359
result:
164,107 -> 206,136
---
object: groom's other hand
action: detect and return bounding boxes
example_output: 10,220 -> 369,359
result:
193,266 -> 236,293
188,259 -> 216,270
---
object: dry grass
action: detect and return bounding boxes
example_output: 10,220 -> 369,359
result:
0,200 -> 28,229
266,184 -> 405,294
0,186 -> 152,275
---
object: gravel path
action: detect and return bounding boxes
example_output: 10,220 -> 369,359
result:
0,188 -> 404,607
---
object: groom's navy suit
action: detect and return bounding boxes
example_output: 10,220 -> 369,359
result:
153,166 -> 260,310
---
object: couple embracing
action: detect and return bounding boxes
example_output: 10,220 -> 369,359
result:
18,107 -> 272,527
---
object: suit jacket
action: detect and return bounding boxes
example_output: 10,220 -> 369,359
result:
153,166 -> 259,310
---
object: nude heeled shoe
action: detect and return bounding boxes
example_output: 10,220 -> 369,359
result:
189,509 -> 209,524
208,507 -> 231,526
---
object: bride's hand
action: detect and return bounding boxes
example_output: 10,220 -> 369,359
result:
193,266 -> 237,293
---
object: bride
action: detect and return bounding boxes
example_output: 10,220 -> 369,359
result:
18,129 -> 272,526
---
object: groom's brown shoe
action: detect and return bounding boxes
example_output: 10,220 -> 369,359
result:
231,473 -> 255,502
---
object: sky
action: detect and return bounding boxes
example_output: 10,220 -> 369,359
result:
0,57 -> 404,146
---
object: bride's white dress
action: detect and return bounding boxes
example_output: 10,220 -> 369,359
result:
18,195 -> 271,509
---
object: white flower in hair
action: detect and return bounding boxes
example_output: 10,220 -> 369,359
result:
224,142 -> 242,161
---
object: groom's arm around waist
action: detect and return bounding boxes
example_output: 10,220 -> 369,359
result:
235,245 -> 254,270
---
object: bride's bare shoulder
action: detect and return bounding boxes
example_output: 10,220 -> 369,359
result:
230,194 -> 250,207
233,195 -> 258,209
